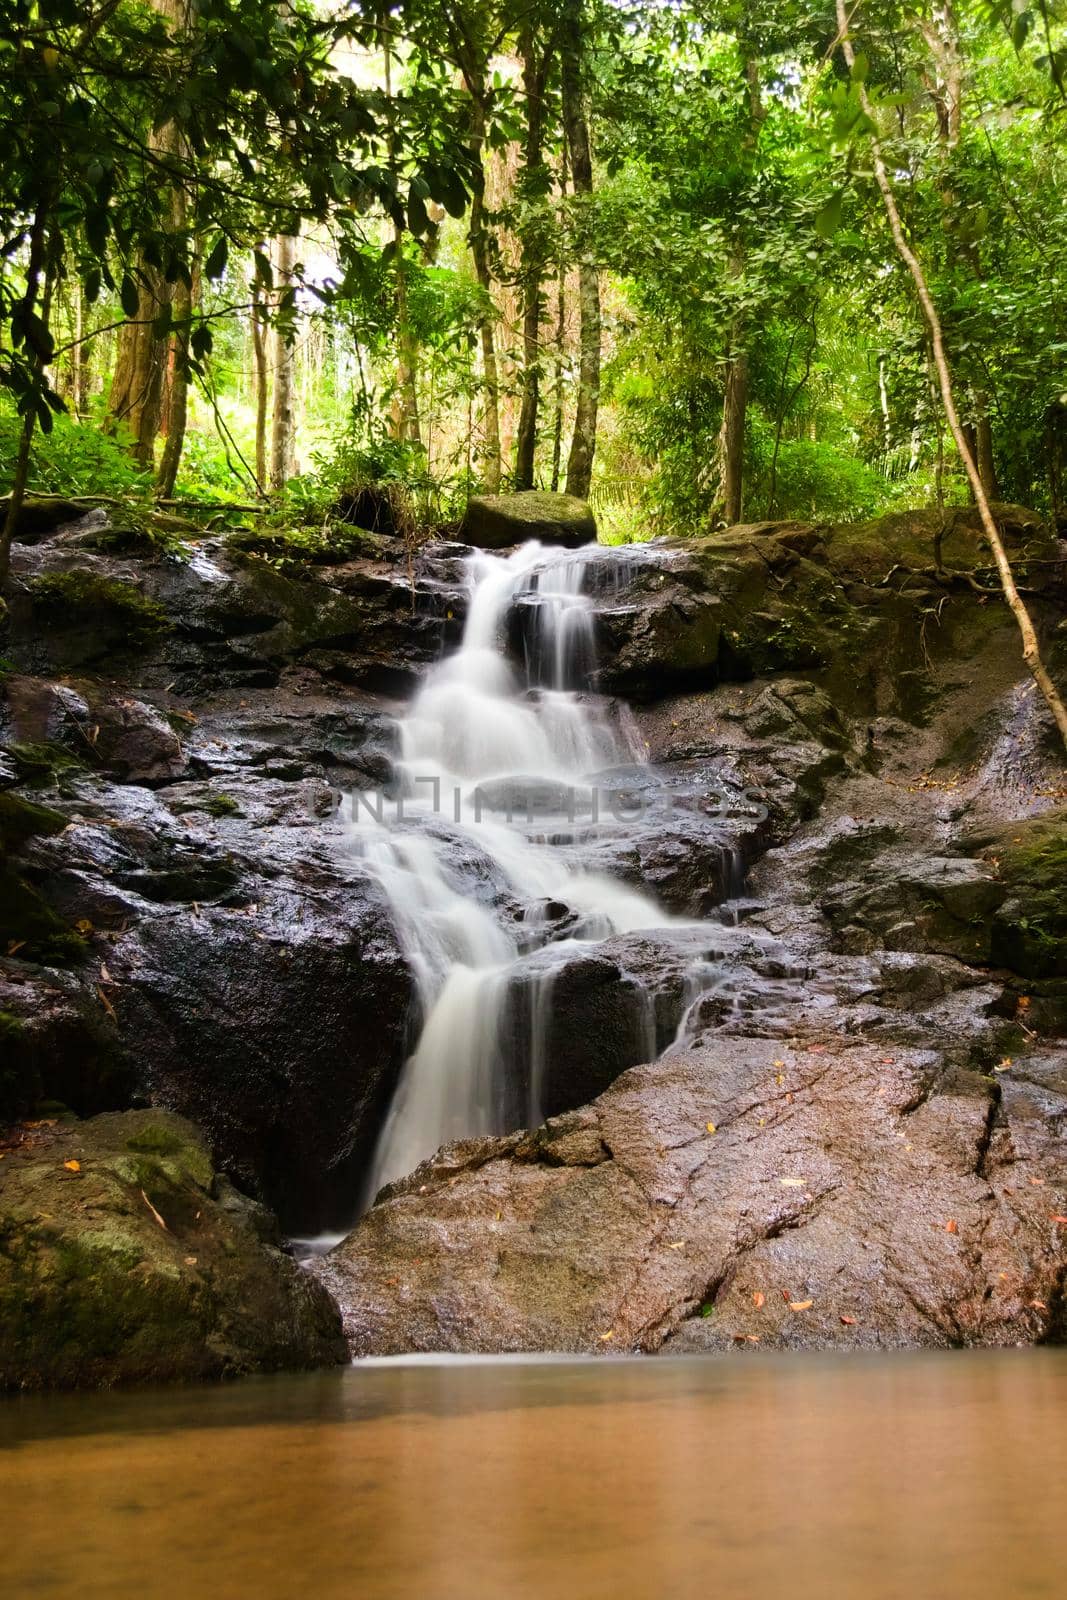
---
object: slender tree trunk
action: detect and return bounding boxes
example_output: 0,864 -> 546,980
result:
1,206 -> 53,587
976,408 -> 1000,499
837,0 -> 1067,752
550,237 -> 566,493
155,189 -> 193,498
712,41 -> 764,527
718,325 -> 748,526
920,1 -> 1001,501
514,25 -> 552,490
561,0 -> 600,500
270,233 -> 297,491
389,221 -> 422,446
251,267 -> 269,493
466,92 -> 502,489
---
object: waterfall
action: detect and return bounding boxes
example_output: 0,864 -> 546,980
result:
350,541 -> 672,1200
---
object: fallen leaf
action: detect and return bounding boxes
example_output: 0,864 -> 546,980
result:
184,1255 -> 198,1267
946,1218 -> 959,1234
752,1291 -> 765,1308
599,1330 -> 614,1342
1051,1215 -> 1067,1225
100,962 -> 113,983
789,1299 -> 813,1312
781,1290 -> 792,1303
63,1159 -> 81,1173
840,1315 -> 856,1326
780,1177 -> 806,1188
1018,996 -> 1031,1010
1029,1176 -> 1045,1186
140,1189 -> 168,1231
706,1121 -> 717,1135
745,1334 -> 761,1344
994,1057 -> 1012,1073
666,1241 -> 685,1250
75,919 -> 93,935
96,985 -> 116,1020
6,939 -> 26,955
1029,1300 -> 1048,1311
773,1059 -> 786,1069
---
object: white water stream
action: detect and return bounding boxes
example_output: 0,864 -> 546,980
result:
349,541 -> 674,1198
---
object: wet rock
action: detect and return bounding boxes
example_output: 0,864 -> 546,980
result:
0,965 -> 130,1123
965,810 -> 1067,980
0,1109 -> 346,1389
88,696 -> 187,785
8,774 -> 413,1232
461,491 -> 597,550
314,1036 -> 1067,1356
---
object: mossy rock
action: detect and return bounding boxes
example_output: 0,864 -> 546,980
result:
28,571 -> 170,652
978,811 -> 1067,980
461,491 -> 597,550
227,522 -> 382,569
0,1109 -> 346,1389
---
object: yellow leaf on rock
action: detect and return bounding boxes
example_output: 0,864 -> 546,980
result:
63,1159 -> 80,1172
780,1177 -> 806,1188
789,1299 -> 813,1312
706,1121 -> 717,1135
752,1291 -> 765,1308
598,1330 -> 614,1342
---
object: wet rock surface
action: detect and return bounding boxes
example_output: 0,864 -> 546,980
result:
0,1109 -> 346,1389
314,1036 -> 1066,1355
2,503 -> 1066,1373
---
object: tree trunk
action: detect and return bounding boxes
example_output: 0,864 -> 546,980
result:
106,0 -> 188,468
466,93 -> 502,490
718,330 -> 748,526
837,0 -> 1067,753
514,25 -> 552,491
976,406 -> 1000,499
107,268 -> 172,467
270,233 -> 297,491
921,1 -> 1001,500
1,206 -> 53,588
251,276 -> 269,494
711,41 -> 764,527
389,221 -> 422,446
561,0 -> 600,500
156,262 -> 193,499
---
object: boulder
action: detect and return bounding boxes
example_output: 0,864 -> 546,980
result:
461,491 -> 597,550
313,1035 -> 1067,1356
0,1109 -> 346,1389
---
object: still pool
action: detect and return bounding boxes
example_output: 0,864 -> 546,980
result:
3,1351 -> 1065,1598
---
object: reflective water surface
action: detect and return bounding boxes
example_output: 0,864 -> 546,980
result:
3,1352 -> 1066,1599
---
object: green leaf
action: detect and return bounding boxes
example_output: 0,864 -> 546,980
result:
815,192 -> 844,239
190,322 -> 213,360
204,233 -> 229,280
120,273 -> 140,319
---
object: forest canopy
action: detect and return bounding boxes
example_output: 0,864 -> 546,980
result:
2,0 -> 1067,558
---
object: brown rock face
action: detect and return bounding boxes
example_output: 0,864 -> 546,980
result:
314,1037 -> 1067,1355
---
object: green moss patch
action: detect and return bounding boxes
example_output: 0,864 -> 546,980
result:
29,571 -> 170,648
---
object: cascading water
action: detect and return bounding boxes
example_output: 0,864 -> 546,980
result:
349,542 -> 675,1200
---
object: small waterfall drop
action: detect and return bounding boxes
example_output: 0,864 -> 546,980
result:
349,542 -> 672,1199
